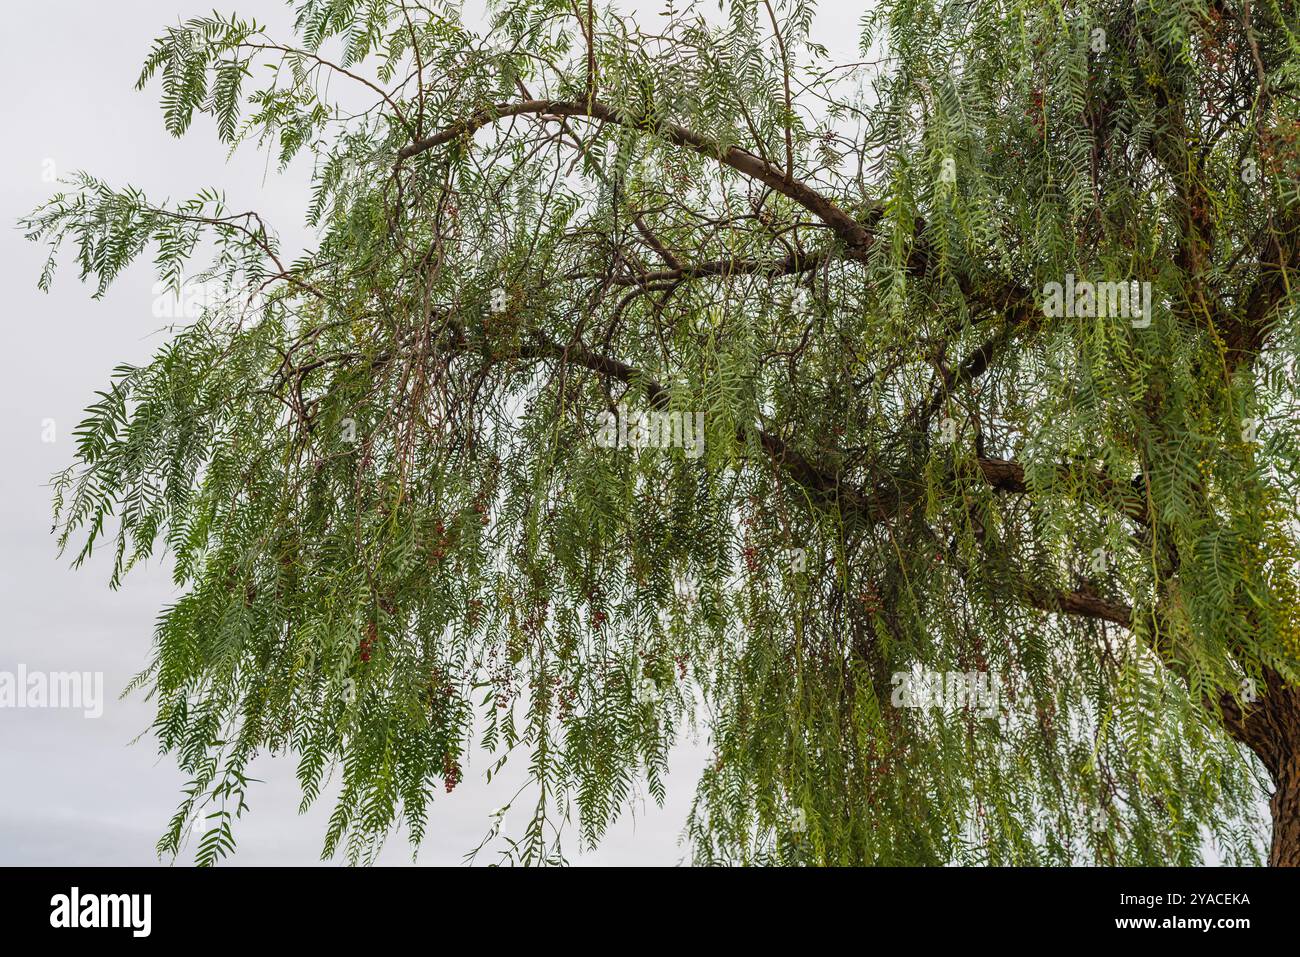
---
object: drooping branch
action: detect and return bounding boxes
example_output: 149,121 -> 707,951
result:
1023,583 -> 1132,629
395,99 -> 878,254
512,329 -> 894,522
599,248 -> 833,287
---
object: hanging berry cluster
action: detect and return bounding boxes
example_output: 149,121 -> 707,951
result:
358,621 -> 377,663
442,753 -> 462,794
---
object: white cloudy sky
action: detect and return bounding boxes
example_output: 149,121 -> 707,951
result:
0,0 -> 868,866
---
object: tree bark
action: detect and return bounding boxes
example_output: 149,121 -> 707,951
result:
1263,685 -> 1300,867
1229,675 -> 1300,866
1269,757 -> 1300,866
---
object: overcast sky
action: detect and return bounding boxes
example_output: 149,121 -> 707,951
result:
0,0 -> 867,866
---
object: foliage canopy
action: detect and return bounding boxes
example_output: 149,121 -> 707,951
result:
22,0 -> 1300,865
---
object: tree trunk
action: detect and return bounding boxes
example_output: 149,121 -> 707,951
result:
1264,683 -> 1300,866
1231,675 -> 1300,866
1269,758 -> 1300,866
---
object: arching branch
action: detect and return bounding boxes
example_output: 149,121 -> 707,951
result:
395,99 -> 878,254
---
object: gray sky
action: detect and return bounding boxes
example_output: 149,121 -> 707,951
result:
0,0 -> 868,866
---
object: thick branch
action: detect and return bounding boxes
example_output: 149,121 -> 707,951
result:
396,99 -> 877,254
514,330 -> 893,521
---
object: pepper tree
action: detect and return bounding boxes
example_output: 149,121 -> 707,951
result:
21,0 -> 1300,865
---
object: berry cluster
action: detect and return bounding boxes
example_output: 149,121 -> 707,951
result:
442,753 -> 461,794
359,622 -> 377,663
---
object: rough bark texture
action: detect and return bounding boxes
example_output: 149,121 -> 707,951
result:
1269,756 -> 1300,867
1262,683 -> 1300,867
1226,675 -> 1300,866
